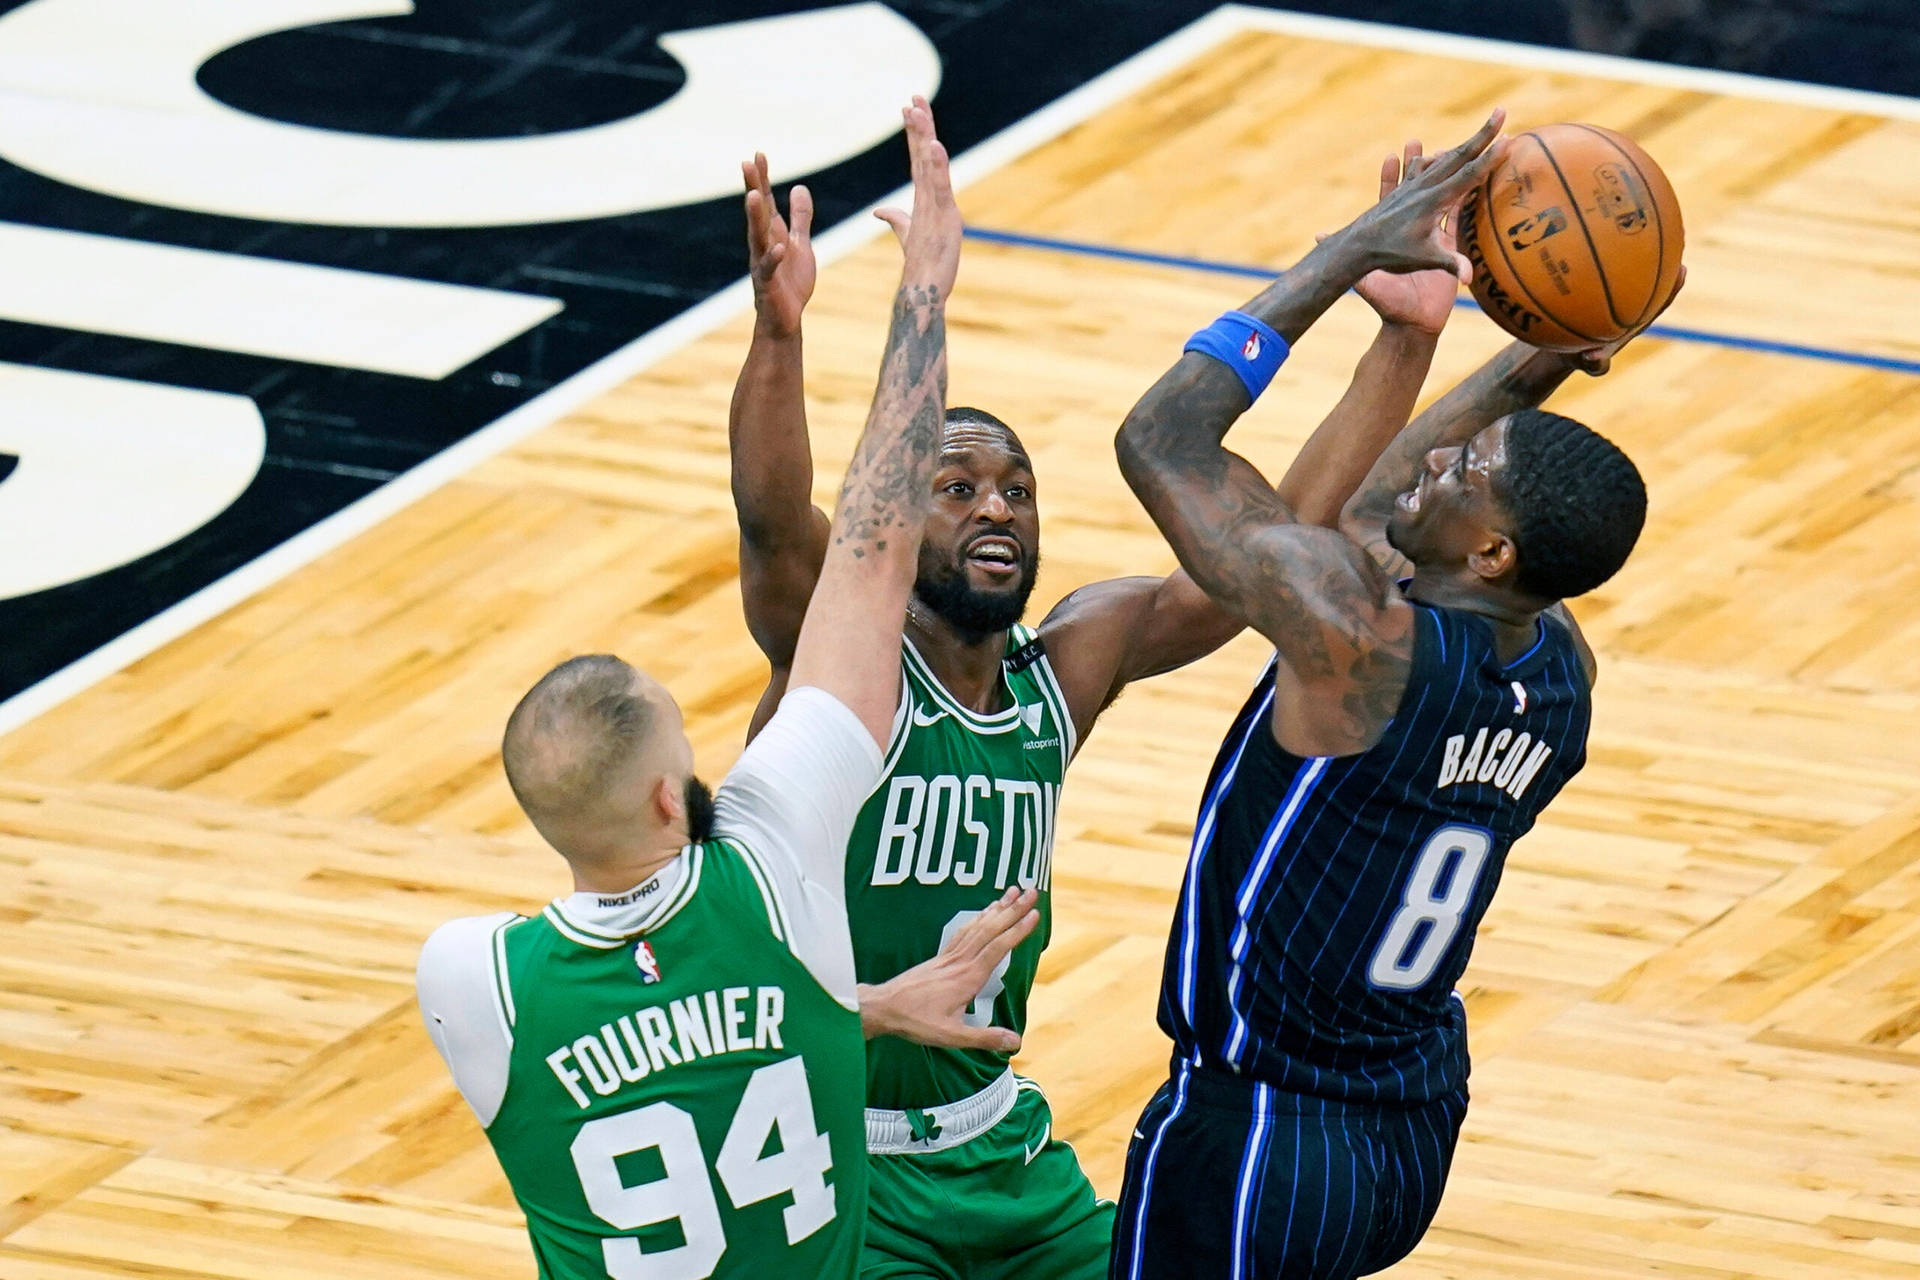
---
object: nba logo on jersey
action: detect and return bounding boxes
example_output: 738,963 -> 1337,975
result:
1242,333 -> 1262,361
633,941 -> 662,984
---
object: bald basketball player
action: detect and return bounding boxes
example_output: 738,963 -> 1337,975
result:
729,135 -> 1495,1277
415,101 -> 1035,1280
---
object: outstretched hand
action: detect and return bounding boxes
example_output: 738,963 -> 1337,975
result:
858,886 -> 1039,1052
1344,142 -> 1464,335
1563,264 -> 1688,374
873,96 -> 962,301
742,152 -> 815,339
1341,109 -> 1508,282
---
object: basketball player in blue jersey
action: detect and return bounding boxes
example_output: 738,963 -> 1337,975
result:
1108,113 -> 1681,1279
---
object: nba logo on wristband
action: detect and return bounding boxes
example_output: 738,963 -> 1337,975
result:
1185,309 -> 1288,402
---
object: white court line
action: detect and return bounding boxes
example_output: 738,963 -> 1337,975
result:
1223,4 -> 1920,120
0,2 -> 1911,737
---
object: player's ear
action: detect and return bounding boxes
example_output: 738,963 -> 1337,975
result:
1468,531 -> 1517,584
652,774 -> 685,829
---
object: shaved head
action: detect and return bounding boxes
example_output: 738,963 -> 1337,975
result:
502,655 -> 707,863
503,654 -> 655,816
943,406 -> 1028,464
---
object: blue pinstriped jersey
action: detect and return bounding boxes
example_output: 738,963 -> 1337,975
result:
1158,601 -> 1590,1103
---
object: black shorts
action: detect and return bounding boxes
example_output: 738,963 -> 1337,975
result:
1110,1061 -> 1468,1280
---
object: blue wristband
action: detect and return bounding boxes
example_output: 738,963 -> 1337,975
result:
1183,310 -> 1290,402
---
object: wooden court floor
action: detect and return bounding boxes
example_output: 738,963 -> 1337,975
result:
5,21 -> 1920,1279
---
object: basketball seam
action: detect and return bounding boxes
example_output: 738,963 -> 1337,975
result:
1486,139 -> 1610,347
1529,133 -> 1630,337
1567,122 -> 1669,329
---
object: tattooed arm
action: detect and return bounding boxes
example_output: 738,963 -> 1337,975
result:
1117,344 -> 1418,756
1042,145 -> 1463,741
787,99 -> 961,747
1040,319 -> 1444,740
1116,115 -> 1506,756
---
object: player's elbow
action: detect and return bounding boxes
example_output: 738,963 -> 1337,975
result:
735,511 -> 787,555
1177,562 -> 1246,622
1114,415 -> 1164,501
733,492 -> 799,551
737,498 -> 829,566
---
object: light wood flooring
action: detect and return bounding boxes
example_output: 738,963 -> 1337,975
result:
4,19 -> 1920,1278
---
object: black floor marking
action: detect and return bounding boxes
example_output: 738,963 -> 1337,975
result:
1,0 -> 1912,703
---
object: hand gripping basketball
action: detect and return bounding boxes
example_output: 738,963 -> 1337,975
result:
1345,109 -> 1509,282
1338,141 -> 1470,336
1566,264 -> 1688,375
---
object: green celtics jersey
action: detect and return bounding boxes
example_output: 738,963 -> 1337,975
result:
485,842 -> 868,1280
848,624 -> 1076,1110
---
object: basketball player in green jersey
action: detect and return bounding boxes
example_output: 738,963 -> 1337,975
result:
417,101 -> 1038,1280
731,142 -> 1476,1277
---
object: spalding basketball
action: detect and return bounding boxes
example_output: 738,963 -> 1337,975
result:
1458,123 -> 1684,352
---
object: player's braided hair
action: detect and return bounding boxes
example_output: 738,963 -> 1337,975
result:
1495,409 -> 1647,601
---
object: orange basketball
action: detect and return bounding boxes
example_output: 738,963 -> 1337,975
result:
1457,123 -> 1684,352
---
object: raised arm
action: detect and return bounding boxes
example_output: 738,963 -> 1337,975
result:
1115,114 -> 1506,756
786,99 -> 961,747
1337,266 -> 1685,685
1042,148 -> 1463,732
730,154 -> 830,734
1040,322 -> 1443,729
1268,144 -> 1466,531
718,104 -> 1043,1043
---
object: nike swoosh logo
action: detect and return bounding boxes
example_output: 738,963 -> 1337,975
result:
911,706 -> 949,728
1024,1121 -> 1050,1165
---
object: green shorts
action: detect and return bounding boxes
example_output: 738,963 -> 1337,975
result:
860,1079 -> 1114,1280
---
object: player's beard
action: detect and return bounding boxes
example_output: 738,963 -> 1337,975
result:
914,541 -> 1040,639
684,775 -> 716,844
